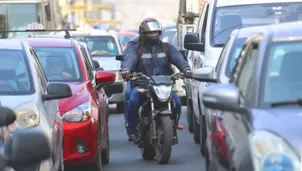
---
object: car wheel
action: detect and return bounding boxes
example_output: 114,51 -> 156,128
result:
193,114 -> 200,144
89,123 -> 103,171
186,96 -> 193,133
116,103 -> 124,113
101,125 -> 110,164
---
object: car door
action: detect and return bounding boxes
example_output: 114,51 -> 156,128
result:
222,41 -> 259,168
30,48 -> 62,161
191,2 -> 210,118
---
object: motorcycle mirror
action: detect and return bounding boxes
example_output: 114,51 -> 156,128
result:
6,129 -> 51,167
0,107 -> 16,127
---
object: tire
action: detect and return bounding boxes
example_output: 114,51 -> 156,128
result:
193,114 -> 200,144
116,103 -> 124,113
140,147 -> 155,160
101,126 -> 110,164
155,116 -> 173,164
199,114 -> 206,156
186,97 -> 193,133
90,124 -> 103,171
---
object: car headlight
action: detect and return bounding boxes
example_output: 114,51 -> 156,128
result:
153,85 -> 173,102
8,109 -> 39,132
249,130 -> 300,171
62,102 -> 91,122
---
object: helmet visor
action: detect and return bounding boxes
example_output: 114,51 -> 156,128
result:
141,21 -> 162,32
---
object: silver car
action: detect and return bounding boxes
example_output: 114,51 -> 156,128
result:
0,39 -> 72,171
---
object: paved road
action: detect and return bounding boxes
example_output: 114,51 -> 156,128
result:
103,106 -> 206,171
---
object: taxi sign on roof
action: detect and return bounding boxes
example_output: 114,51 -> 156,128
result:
27,22 -> 44,30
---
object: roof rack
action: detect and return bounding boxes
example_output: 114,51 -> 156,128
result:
0,29 -> 77,39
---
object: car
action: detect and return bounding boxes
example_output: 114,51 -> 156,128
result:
184,0 -> 302,150
16,37 -> 115,171
117,31 -> 138,50
192,26 -> 264,166
0,39 -> 73,171
161,24 -> 177,44
78,41 -> 104,71
199,21 -> 302,171
57,29 -> 125,113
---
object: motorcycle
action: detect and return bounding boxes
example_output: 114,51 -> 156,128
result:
0,107 -> 51,171
129,72 -> 185,164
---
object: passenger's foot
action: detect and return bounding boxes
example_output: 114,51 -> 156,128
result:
127,127 -> 138,142
172,136 -> 178,144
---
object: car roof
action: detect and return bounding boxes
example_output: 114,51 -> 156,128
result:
216,0 -> 302,7
14,38 -> 73,47
235,26 -> 267,38
267,21 -> 302,42
0,39 -> 24,50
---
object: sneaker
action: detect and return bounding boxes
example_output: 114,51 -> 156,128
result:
126,127 -> 138,142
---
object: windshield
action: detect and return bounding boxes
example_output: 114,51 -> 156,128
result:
0,49 -> 33,95
225,38 -> 246,77
119,35 -> 136,46
212,2 -> 302,46
262,41 -> 302,104
34,47 -> 83,82
161,27 -> 177,43
74,36 -> 118,57
0,3 -> 41,38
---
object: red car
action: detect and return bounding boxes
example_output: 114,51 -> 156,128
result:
117,31 -> 138,50
18,37 -> 114,170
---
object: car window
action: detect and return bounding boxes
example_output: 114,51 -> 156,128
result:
225,38 -> 246,78
198,2 -> 209,45
34,47 -> 83,82
30,49 -> 47,91
236,44 -> 258,99
73,36 -> 118,57
215,37 -> 232,75
119,35 -> 136,46
0,49 -> 34,95
211,2 -> 302,46
263,41 -> 302,103
80,47 -> 94,81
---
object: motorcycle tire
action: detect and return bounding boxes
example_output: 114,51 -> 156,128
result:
155,115 -> 173,164
140,147 -> 155,160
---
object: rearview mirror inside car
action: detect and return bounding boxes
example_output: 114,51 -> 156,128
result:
184,32 -> 204,52
95,71 -> 116,88
115,55 -> 124,61
43,83 -> 72,101
192,67 -> 217,83
92,60 -> 100,69
6,129 -> 51,167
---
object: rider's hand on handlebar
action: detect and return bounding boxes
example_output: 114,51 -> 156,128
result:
121,68 -> 131,80
184,69 -> 193,78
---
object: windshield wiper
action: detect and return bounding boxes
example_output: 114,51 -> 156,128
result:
271,99 -> 302,107
213,43 -> 225,47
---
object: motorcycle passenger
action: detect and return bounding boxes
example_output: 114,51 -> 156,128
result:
121,18 -> 193,141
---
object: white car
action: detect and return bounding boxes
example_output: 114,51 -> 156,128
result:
56,29 -> 125,113
184,0 -> 302,155
0,39 -> 72,171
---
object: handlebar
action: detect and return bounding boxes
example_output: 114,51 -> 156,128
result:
128,72 -> 185,81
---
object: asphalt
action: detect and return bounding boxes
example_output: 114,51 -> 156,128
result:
69,106 -> 206,171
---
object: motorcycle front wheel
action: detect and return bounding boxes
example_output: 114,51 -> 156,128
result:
155,115 -> 173,164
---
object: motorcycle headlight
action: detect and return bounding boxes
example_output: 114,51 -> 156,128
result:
153,85 -> 173,102
8,109 -> 39,132
62,102 -> 91,122
249,130 -> 300,171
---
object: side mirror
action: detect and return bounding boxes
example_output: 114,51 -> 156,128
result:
179,50 -> 187,60
115,55 -> 124,61
184,32 -> 204,52
202,84 -> 244,113
7,129 -> 51,167
43,83 -> 72,101
0,107 -> 16,127
95,71 -> 116,87
92,60 -> 100,69
192,67 -> 217,83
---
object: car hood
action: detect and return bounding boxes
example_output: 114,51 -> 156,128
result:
58,82 -> 89,114
92,56 -> 120,71
0,95 -> 35,109
253,107 -> 302,156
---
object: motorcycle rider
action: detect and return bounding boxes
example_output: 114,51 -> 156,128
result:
121,18 -> 193,141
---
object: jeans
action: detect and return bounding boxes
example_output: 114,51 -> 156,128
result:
127,86 -> 182,128
124,81 -> 132,121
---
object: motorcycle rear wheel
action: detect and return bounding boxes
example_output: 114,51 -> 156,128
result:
155,115 -> 173,164
140,147 -> 155,160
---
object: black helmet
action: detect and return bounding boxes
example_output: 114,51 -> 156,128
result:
139,18 -> 162,45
